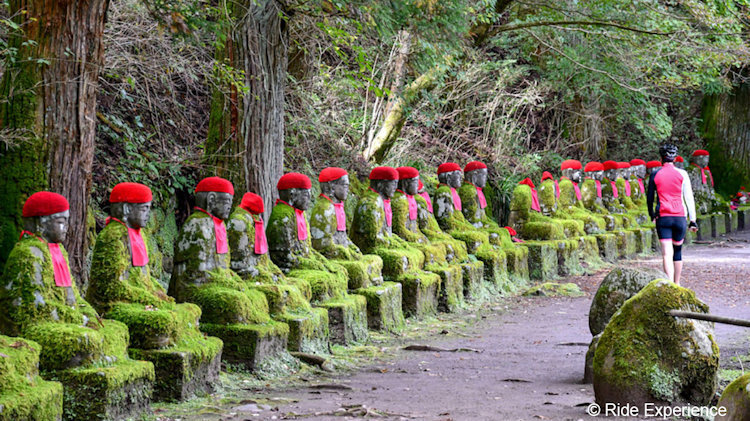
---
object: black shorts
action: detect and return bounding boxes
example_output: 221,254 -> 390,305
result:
656,216 -> 687,243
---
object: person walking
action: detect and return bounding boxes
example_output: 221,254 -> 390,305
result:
647,143 -> 698,285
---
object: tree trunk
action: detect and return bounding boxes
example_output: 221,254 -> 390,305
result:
206,0 -> 288,219
0,0 -> 109,281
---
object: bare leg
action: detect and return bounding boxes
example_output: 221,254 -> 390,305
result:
660,239 -> 674,283
673,260 -> 683,286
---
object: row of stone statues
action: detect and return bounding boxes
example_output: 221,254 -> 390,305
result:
0,150 -> 724,420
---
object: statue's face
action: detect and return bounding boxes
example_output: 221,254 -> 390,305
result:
207,192 -> 233,220
290,188 -> 312,211
332,176 -> 349,202
124,202 -> 152,229
446,171 -> 463,188
372,179 -> 399,199
402,177 -> 419,195
699,155 -> 709,167
604,169 -> 618,180
633,165 -> 646,179
586,170 -> 604,181
40,210 -> 70,243
466,168 -> 488,188
674,161 -> 684,170
562,168 -> 582,183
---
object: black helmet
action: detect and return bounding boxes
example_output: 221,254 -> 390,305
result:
659,143 -> 678,162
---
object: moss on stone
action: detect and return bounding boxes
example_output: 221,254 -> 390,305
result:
0,335 -> 63,421
355,282 -> 405,332
716,372 -> 750,419
398,271 -> 441,318
525,241 -> 558,281
276,307 -> 329,354
199,320 -> 289,370
538,180 -> 558,216
523,282 -> 584,297
318,294 -> 368,345
593,280 -> 719,408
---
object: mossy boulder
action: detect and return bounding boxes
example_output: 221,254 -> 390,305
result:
0,335 -> 63,421
593,280 -> 719,409
588,266 -> 667,335
523,282 -> 584,297
716,373 -> 750,421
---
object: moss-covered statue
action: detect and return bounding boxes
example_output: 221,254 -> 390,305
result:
267,173 -> 367,344
0,192 -> 154,420
0,334 -> 63,420
555,160 -> 606,235
88,182 -> 222,401
351,167 -> 442,318
688,149 -> 726,214
392,167 -> 464,311
227,192 -> 328,353
673,156 -> 685,169
433,163 -> 524,285
169,177 -> 287,369
601,160 -> 628,215
629,159 -> 647,205
308,168 -> 403,332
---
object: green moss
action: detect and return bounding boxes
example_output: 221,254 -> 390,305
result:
425,263 -> 464,313
227,207 -> 286,283
309,196 -> 355,260
372,246 -> 425,278
286,268 -> 347,303
188,282 -> 271,325
717,372 -> 750,418
593,280 -> 719,406
434,185 -> 480,234
391,192 -> 430,244
275,307 -> 329,354
199,320 -> 289,370
538,180 -> 558,215
523,282 -> 584,297
509,185 -> 532,220
525,241 -> 558,281
521,220 -> 564,240
0,335 -> 63,421
397,271 -> 441,318
319,294 -> 368,345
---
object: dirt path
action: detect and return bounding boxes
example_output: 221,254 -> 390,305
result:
168,231 -> 750,421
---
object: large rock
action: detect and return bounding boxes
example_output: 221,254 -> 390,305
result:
593,280 -> 719,409
588,266 -> 666,335
717,373 -> 750,421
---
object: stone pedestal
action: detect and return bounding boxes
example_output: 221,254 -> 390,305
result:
200,322 -> 289,370
355,282 -> 405,332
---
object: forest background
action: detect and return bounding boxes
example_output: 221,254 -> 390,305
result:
1,0 -> 750,286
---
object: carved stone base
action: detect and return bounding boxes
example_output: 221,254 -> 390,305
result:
355,282 -> 404,333
696,215 -> 712,240
460,261 -> 484,300
398,271 -> 441,318
504,246 -> 529,282
554,239 -> 582,277
55,359 -> 154,421
526,241 -> 558,281
129,337 -> 222,402
277,308 -> 329,355
426,263 -> 464,313
629,228 -> 652,254
594,233 -> 618,262
713,214 -> 727,237
200,321 -> 288,370
319,295 -> 368,345
615,230 -> 637,259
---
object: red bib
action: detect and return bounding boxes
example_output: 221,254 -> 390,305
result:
20,231 -> 72,287
383,198 -> 393,227
106,217 -> 149,267
321,195 -> 347,231
419,192 -> 433,213
610,181 -> 619,198
476,186 -> 487,209
194,207 -> 228,254
253,216 -> 268,255
450,187 -> 462,211
276,200 -> 308,241
623,180 -> 631,197
637,178 -> 645,195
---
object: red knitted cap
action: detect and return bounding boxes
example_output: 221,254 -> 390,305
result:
629,159 -> 646,166
369,166 -> 399,180
692,149 -> 709,156
519,177 -> 536,189
560,159 -> 582,170
110,182 -> 152,204
646,160 -> 662,169
278,173 -> 312,190
618,162 -> 631,169
541,171 -> 554,181
464,161 -> 487,172
240,192 -> 264,214
584,162 -> 604,172
602,161 -> 618,171
437,163 -> 461,175
396,166 -> 419,179
22,191 -> 69,218
318,167 -> 348,183
675,156 -> 684,163
196,177 -> 234,195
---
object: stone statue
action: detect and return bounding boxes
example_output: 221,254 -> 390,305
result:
629,159 -> 647,204
267,172 -> 368,344
0,192 -> 154,419
601,161 -> 627,215
308,167 -> 403,332
227,191 -> 329,352
88,182 -> 222,401
688,150 -> 724,214
351,167 -> 442,317
674,156 -> 685,169
169,177 -> 287,369
557,160 -> 606,234
392,167 -> 464,311
645,160 -> 662,177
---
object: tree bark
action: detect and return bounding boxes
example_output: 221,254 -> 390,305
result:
206,0 -> 288,220
0,0 -> 109,281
